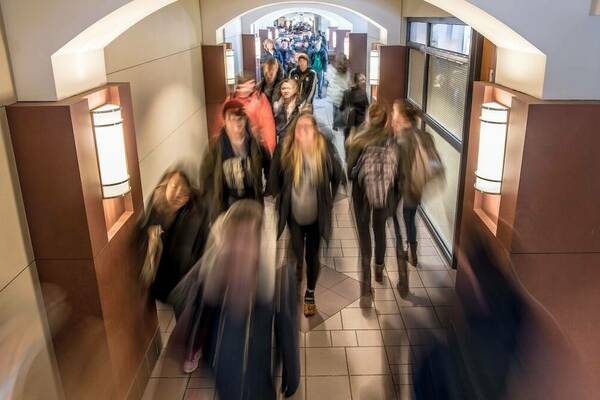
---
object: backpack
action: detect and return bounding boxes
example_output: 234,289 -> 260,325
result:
410,133 -> 444,199
357,139 -> 400,208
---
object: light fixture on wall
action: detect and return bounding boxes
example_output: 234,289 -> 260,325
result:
225,48 -> 236,85
474,102 -> 509,194
332,33 -> 337,49
369,49 -> 380,85
268,29 -> 273,40
91,104 -> 131,198
344,36 -> 350,58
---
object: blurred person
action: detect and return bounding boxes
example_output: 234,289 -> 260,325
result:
257,58 -> 284,106
138,168 -> 210,307
260,38 -> 279,65
170,200 -> 300,398
273,78 -> 301,142
391,100 -> 444,267
339,73 -> 370,140
199,100 -> 271,221
346,104 -> 407,301
293,40 -> 307,55
326,54 -> 351,129
289,53 -> 317,107
309,39 -> 328,99
268,112 -> 344,316
231,74 -> 277,154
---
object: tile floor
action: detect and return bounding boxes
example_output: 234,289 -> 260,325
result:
142,99 -> 457,400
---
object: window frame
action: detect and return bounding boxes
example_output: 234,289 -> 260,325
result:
405,17 -> 483,266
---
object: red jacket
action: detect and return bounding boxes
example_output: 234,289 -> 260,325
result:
233,91 -> 276,154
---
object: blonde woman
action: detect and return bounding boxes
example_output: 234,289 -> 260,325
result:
273,78 -> 301,141
268,112 -> 344,316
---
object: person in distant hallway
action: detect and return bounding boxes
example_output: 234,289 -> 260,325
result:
230,74 -> 277,154
277,38 -> 294,75
273,78 -> 301,142
289,53 -> 317,107
257,58 -> 284,107
326,54 -> 351,129
340,73 -> 370,140
260,38 -> 279,65
269,112 -> 344,317
309,39 -> 328,99
138,168 -> 210,309
199,100 -> 270,221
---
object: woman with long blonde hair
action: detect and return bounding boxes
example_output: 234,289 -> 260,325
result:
268,112 -> 344,316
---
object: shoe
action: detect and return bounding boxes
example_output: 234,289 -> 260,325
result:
304,297 -> 317,317
374,263 -> 384,283
397,257 -> 409,299
183,351 -> 200,374
408,242 -> 418,267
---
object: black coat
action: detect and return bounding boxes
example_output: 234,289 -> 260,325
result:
273,100 -> 301,141
199,129 -> 271,221
141,193 -> 210,304
289,67 -> 318,106
340,86 -> 369,137
268,138 -> 344,242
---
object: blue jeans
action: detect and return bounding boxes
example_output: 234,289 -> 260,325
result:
315,69 -> 324,98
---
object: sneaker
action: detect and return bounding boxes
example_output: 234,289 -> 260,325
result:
183,351 -> 200,374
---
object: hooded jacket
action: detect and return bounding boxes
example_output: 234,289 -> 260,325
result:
289,66 -> 317,107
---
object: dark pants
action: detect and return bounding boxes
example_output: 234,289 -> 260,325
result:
352,185 -> 387,269
316,69 -> 324,98
403,205 -> 418,244
288,218 -> 321,291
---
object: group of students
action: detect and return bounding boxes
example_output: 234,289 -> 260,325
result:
137,51 -> 442,398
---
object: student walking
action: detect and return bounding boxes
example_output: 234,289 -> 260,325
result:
269,112 -> 344,316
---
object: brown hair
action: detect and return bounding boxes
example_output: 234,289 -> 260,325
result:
349,103 -> 391,149
261,57 -> 279,73
281,112 -> 327,188
263,38 -> 275,51
393,99 -> 420,128
335,54 -> 349,74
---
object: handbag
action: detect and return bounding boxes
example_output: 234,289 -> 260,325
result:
410,133 -> 445,198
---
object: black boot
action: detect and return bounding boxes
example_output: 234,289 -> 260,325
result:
360,261 -> 373,307
374,263 -> 385,283
408,242 -> 418,267
397,256 -> 409,299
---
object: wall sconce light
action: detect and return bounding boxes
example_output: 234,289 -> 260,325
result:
475,102 -> 509,194
91,104 -> 131,198
344,36 -> 350,58
332,33 -> 337,49
268,30 -> 273,40
369,49 -> 380,85
226,48 -> 236,85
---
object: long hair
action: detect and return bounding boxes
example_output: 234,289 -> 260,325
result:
393,99 -> 421,129
281,112 -> 328,189
349,103 -> 391,149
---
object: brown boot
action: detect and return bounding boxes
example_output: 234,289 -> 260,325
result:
360,265 -> 373,307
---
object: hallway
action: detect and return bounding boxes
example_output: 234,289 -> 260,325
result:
143,99 -> 457,400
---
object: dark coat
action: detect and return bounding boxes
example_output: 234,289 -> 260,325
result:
398,127 -> 437,205
340,86 -> 369,137
140,192 -> 210,304
273,100 -> 301,141
289,67 -> 318,106
309,47 -> 328,72
199,129 -> 270,221
268,138 -> 344,242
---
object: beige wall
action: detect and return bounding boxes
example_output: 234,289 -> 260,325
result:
104,0 -> 208,200
0,20 -> 62,400
402,0 -> 451,17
